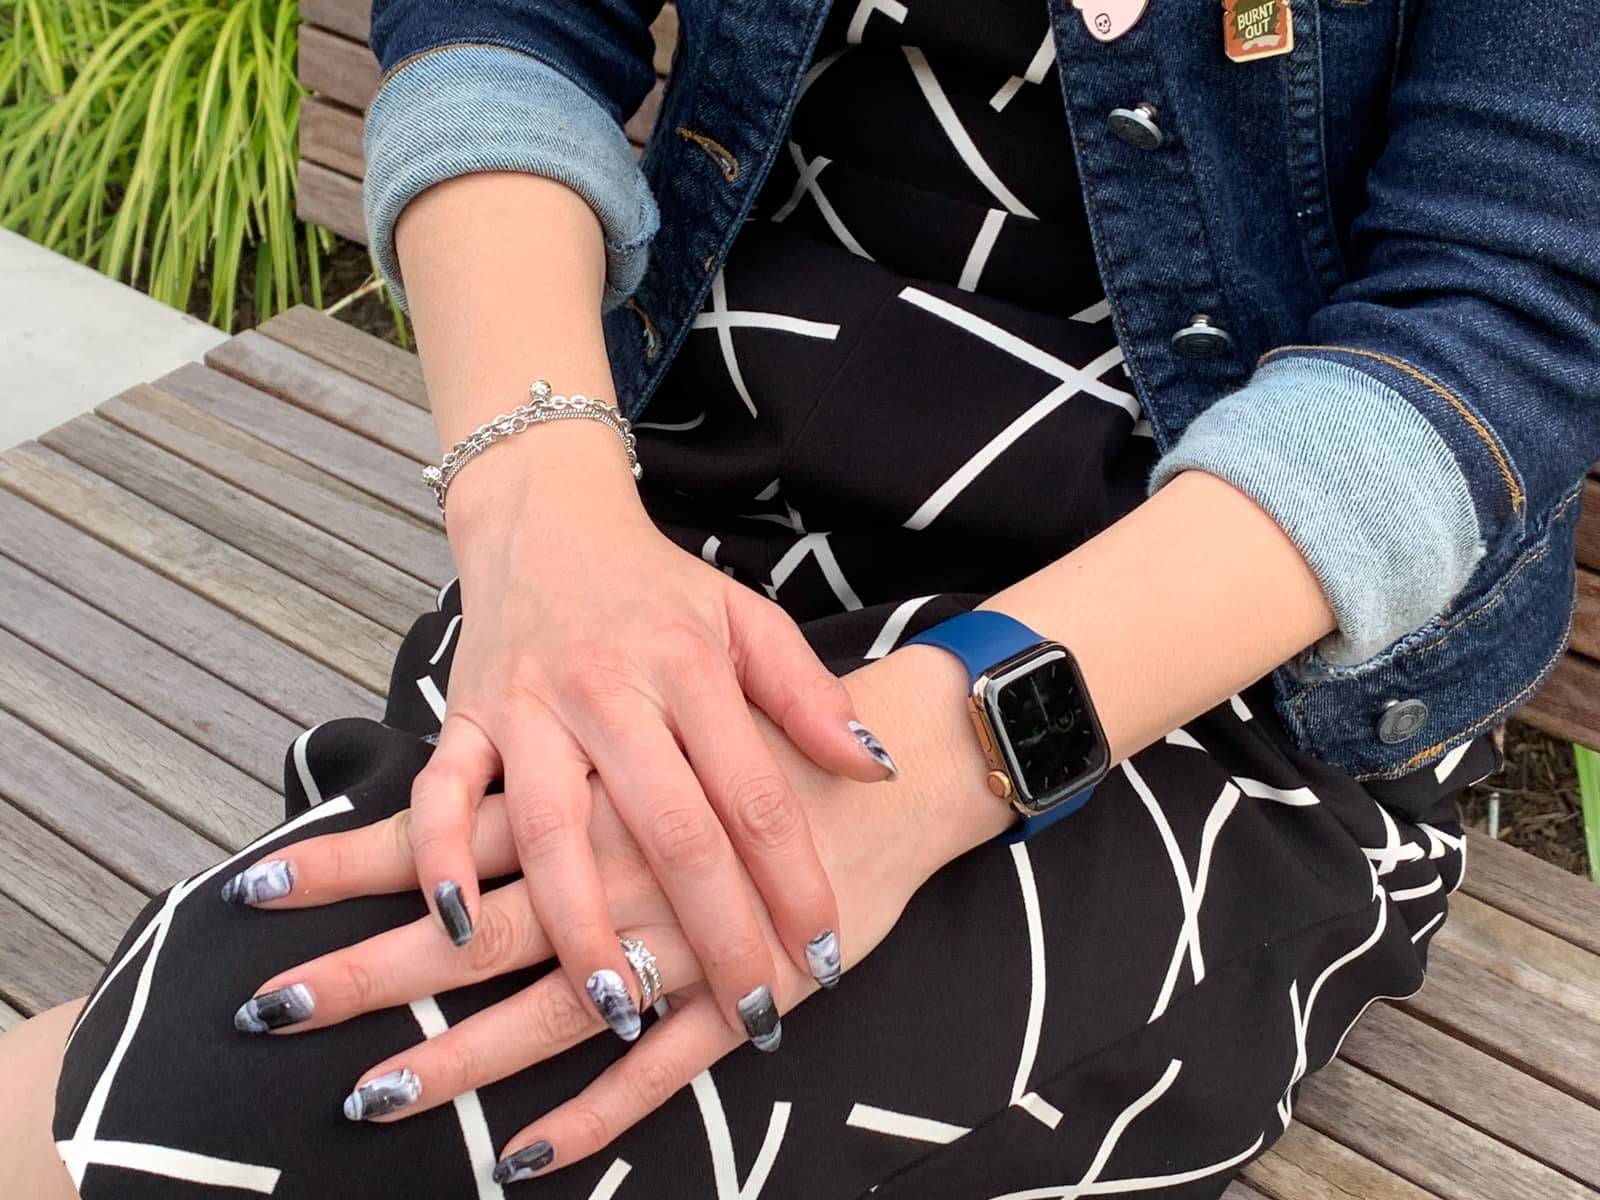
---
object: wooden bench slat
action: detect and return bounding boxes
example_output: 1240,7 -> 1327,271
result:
0,443 -> 396,692
0,997 -> 23,1032
1576,478 -> 1598,572
0,708 -> 225,896
1341,1003 -> 1600,1190
299,94 -> 366,180
1222,1183 -> 1271,1200
1519,650 -> 1600,752
1296,1058 -> 1600,1200
157,362 -> 442,529
298,158 -> 368,243
1572,566 -> 1600,660
0,892 -> 105,1017
99,385 -> 455,587
1460,829 -> 1600,957
298,24 -> 380,112
1241,1120 -> 1442,1200
208,330 -> 437,462
300,0 -> 372,45
0,796 -> 148,962
0,554 -> 299,790
0,488 -> 380,724
259,305 -> 428,410
1433,892 -> 1600,1023
0,627 -> 281,850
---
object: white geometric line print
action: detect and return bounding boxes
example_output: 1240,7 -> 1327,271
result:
1071,298 -> 1111,323
1432,739 -> 1472,783
291,722 -> 328,806
687,1064 -> 791,1199
54,1140 -> 281,1194
1362,804 -> 1425,877
416,674 -> 448,723
1387,876 -> 1442,902
865,594 -> 938,659
771,143 -> 874,260
987,1127 -> 1264,1199
1228,693 -> 1253,722
847,0 -> 907,43
1015,1091 -> 1065,1130
754,479 -> 782,501
428,613 -> 463,665
796,46 -> 848,104
693,269 -> 841,418
634,411 -> 706,432
1410,910 -> 1446,943
410,996 -> 502,1200
989,30 -> 1057,112
1233,776 -> 1320,807
846,1104 -> 970,1143
1131,419 -> 1155,438
587,1159 -> 633,1200
701,535 -> 736,577
902,47 -> 1037,217
1163,728 -> 1204,751
767,532 -> 864,610
1419,822 -> 1464,859
959,208 -> 1007,291
1008,841 -> 1048,1104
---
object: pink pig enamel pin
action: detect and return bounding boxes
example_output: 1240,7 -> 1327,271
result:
1072,0 -> 1149,42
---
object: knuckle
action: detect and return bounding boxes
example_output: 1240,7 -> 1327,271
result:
439,1035 -> 490,1090
646,806 -> 724,874
463,902 -> 524,972
333,956 -> 382,1011
525,981 -> 594,1046
564,1101 -> 612,1151
705,931 -> 768,976
509,799 -> 580,859
628,1054 -> 684,1111
651,620 -> 713,673
725,771 -> 799,849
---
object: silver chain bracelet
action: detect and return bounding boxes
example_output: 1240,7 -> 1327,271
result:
421,379 -> 642,517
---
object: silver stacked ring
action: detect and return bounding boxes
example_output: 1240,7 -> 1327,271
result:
618,935 -> 663,1009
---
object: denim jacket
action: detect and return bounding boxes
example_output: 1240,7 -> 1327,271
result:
362,0 -> 1600,780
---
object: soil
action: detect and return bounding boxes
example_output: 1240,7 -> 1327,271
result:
215,234 -> 1597,881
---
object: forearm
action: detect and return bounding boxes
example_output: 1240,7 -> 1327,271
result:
849,469 -> 1336,878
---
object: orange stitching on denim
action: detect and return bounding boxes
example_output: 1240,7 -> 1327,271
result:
675,127 -> 740,182
1261,344 -> 1524,514
624,298 -> 661,359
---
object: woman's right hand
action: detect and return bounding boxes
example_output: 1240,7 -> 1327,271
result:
410,421 -> 898,1052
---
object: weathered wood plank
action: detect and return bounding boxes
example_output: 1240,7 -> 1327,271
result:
1341,1003 -> 1600,1190
207,330 -> 436,461
157,362 -> 441,529
0,707 -> 224,895
300,0 -> 371,45
1576,478 -> 1598,572
1519,652 -> 1600,755
0,892 -> 105,1017
1572,566 -> 1600,660
300,94 -> 366,179
0,488 -> 380,723
258,305 -> 426,410
1460,828 -> 1600,957
1221,1183 -> 1269,1200
0,627 -> 281,851
1433,892 -> 1600,1022
99,385 -> 453,587
1296,1059 -> 1597,1200
298,23 -> 379,112
40,414 -> 435,634
0,555 -> 299,790
297,159 -> 367,242
1241,1120 -> 1441,1200
0,797 -> 147,962
0,442 -> 398,691
0,996 -> 23,1031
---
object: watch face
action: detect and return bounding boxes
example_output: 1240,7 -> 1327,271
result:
988,649 -> 1107,810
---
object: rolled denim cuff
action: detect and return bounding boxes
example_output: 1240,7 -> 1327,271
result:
362,44 -> 660,314
1147,355 -> 1485,666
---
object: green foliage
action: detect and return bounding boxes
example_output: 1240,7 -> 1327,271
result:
0,0 -> 333,330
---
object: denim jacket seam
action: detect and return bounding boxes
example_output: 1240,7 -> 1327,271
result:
374,39 -> 622,132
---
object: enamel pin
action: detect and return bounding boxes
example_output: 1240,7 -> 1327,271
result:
1073,0 -> 1149,42
1223,0 -> 1295,61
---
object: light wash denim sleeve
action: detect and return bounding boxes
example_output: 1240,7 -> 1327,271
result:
1147,354 -> 1485,667
362,44 -> 661,315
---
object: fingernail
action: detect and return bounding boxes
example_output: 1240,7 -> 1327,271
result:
586,969 -> 642,1042
806,930 -> 842,989
493,1140 -> 555,1184
738,984 -> 782,1052
343,1067 -> 421,1121
220,859 -> 294,905
847,721 -> 899,779
234,983 -> 315,1033
435,880 -> 473,947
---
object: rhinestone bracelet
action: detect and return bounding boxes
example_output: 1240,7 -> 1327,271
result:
422,380 -> 642,518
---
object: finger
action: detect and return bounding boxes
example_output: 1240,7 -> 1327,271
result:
491,992 -> 739,1183
410,712 -> 501,947
499,721 -> 643,1044
669,662 -> 843,990
232,879 -> 554,1035
583,708 -> 782,1053
339,924 -> 697,1124
218,796 -> 520,910
726,590 -> 897,782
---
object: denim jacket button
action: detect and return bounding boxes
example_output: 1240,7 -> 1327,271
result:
1376,698 -> 1430,744
1171,314 -> 1233,358
1108,103 -> 1163,150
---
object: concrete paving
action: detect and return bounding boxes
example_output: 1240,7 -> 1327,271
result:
0,228 -> 229,450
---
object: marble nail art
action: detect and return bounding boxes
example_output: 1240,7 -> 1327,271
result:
234,983 -> 315,1033
220,859 -> 293,905
586,969 -> 642,1042
806,930 -> 842,989
343,1068 -> 421,1121
847,721 -> 899,779
434,880 -> 473,947
492,1140 -> 555,1184
738,985 -> 782,1052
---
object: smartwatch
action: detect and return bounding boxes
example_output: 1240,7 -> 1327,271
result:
905,610 -> 1110,843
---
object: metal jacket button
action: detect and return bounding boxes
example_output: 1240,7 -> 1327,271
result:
1377,698 -> 1429,744
1108,103 -> 1163,150
1171,314 -> 1233,358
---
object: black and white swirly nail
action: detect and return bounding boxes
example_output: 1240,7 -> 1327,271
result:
343,1068 -> 421,1121
586,969 -> 642,1042
806,930 -> 842,988
493,1140 -> 555,1184
847,721 -> 899,779
234,984 -> 315,1033
220,859 -> 293,905
434,880 -> 473,947
738,985 -> 782,1052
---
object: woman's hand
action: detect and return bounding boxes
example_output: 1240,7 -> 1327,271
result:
223,695 -> 927,1183
410,428 -> 897,1053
